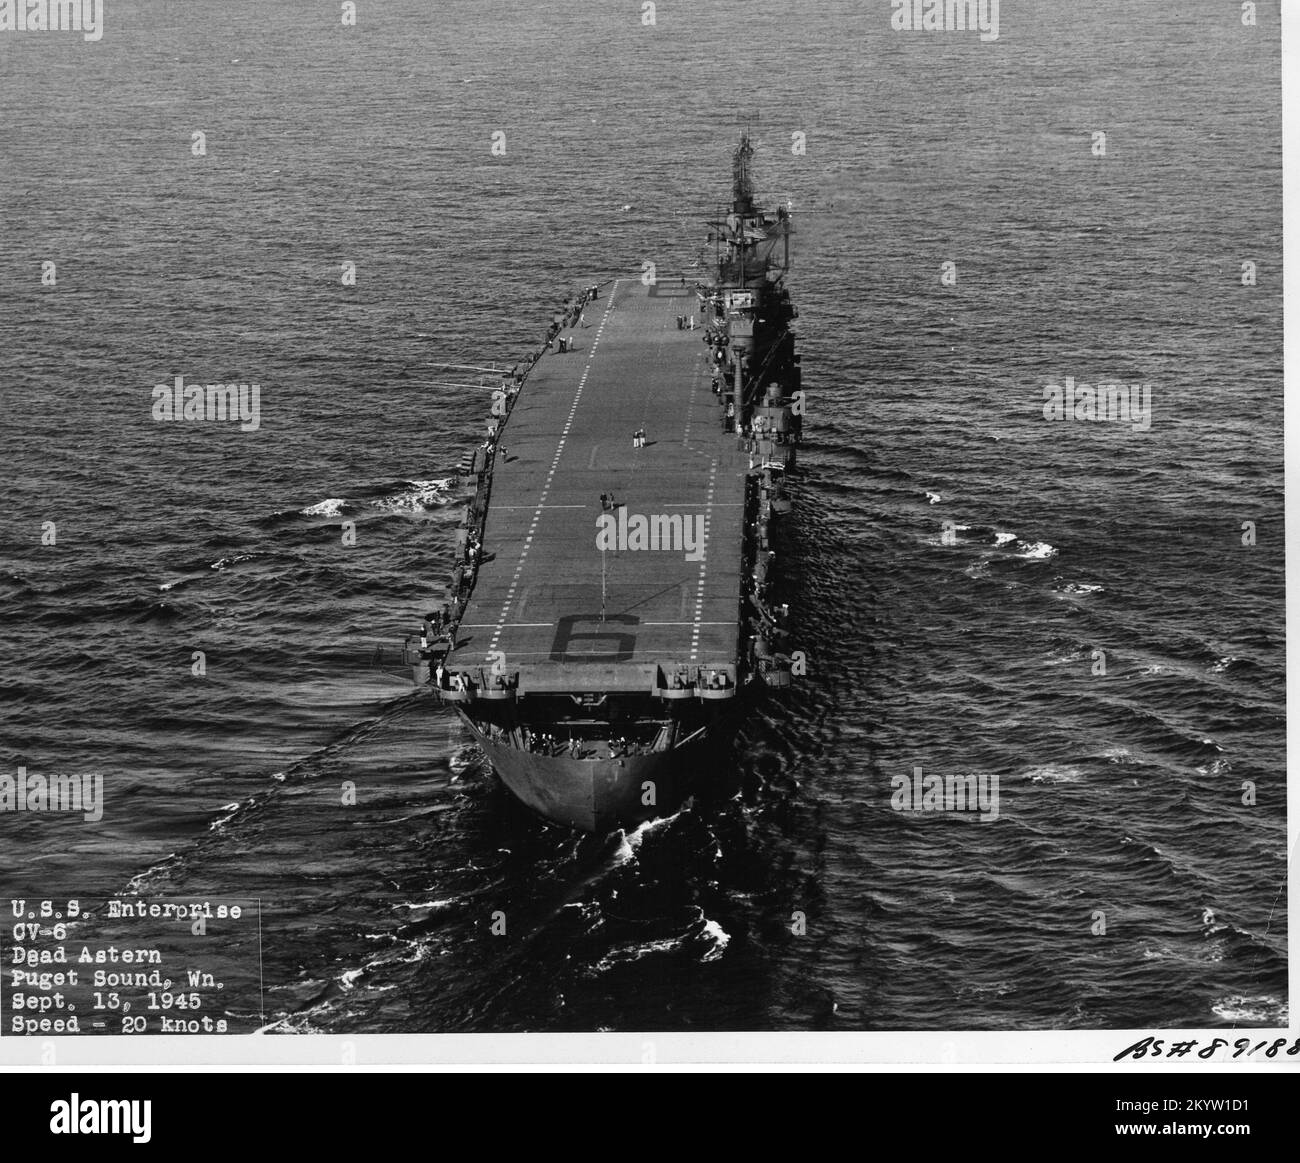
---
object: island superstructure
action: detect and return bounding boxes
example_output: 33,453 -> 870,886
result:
408,136 -> 803,831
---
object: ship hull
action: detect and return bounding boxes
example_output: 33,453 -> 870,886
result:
462,716 -> 733,833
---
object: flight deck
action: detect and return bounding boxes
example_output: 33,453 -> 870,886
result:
453,278 -> 751,688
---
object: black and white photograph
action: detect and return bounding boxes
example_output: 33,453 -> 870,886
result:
0,0 -> 1291,1078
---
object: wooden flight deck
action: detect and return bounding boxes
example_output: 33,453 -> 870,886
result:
453,278 -> 751,690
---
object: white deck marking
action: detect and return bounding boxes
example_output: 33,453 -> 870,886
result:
689,459 -> 717,663
486,280 -> 620,658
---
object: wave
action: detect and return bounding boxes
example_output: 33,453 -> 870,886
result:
1015,540 -> 1057,560
1210,994 -> 1288,1025
299,498 -> 349,518
292,478 -> 455,520
589,902 -> 730,975
128,598 -> 178,622
921,525 -> 1056,561
1195,757 -> 1232,777
208,801 -> 244,833
400,898 -> 458,914
0,570 -> 35,596
1024,764 -> 1084,784
160,553 -> 275,592
696,917 -> 731,962
592,936 -> 682,972
608,813 -> 679,868
610,831 -> 637,867
1095,745 -> 1137,765
626,813 -> 679,850
1043,645 -> 1088,666
372,478 -> 455,513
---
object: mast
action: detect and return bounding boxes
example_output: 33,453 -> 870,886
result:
732,132 -> 754,215
733,132 -> 755,288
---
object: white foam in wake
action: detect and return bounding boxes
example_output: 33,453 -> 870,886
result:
1211,995 -> 1287,1024
1024,764 -> 1084,784
208,801 -> 244,833
1016,540 -> 1057,560
593,936 -> 679,972
374,478 -> 453,513
698,919 -> 731,962
300,498 -> 347,517
610,832 -> 637,867
610,813 -> 681,869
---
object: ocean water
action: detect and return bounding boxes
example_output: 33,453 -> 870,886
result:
0,0 -> 1285,1033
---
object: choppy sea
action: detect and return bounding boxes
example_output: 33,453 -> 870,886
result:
0,0 -> 1285,1033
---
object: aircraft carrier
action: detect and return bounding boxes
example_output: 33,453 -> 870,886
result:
408,136 -> 803,831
